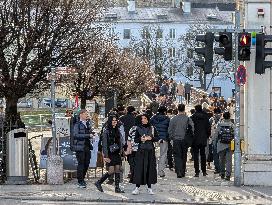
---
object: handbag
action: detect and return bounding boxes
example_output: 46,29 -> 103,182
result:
109,143 -> 120,153
184,117 -> 194,147
139,141 -> 154,150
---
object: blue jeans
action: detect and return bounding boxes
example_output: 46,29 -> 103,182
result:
213,140 -> 220,172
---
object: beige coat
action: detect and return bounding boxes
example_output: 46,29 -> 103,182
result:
177,83 -> 184,96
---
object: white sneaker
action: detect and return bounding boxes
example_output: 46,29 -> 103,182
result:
132,187 -> 140,195
147,188 -> 154,195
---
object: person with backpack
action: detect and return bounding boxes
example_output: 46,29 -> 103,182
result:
71,109 -> 93,188
214,112 -> 234,181
95,114 -> 126,193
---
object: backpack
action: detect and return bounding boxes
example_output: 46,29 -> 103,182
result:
218,125 -> 234,144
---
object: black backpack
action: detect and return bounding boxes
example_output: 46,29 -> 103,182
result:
218,125 -> 234,144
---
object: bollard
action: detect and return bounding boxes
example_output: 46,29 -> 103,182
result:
47,155 -> 63,185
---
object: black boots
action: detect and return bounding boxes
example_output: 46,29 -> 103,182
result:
115,173 -> 125,193
95,173 -> 110,192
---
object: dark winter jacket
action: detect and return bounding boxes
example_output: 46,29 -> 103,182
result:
150,100 -> 160,114
191,111 -> 211,146
160,84 -> 169,95
150,114 -> 170,140
72,120 -> 92,151
102,126 -> 125,158
184,83 -> 191,94
120,113 -> 135,140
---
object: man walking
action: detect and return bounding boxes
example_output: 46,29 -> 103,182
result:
184,82 -> 192,104
191,105 -> 211,177
150,106 -> 170,177
168,104 -> 194,178
72,109 -> 93,188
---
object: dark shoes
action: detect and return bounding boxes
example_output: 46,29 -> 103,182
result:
194,173 -> 199,177
225,176 -> 231,181
115,187 -> 125,193
77,181 -> 86,188
203,172 -> 208,176
95,181 -> 104,192
221,174 -> 225,179
106,179 -> 114,185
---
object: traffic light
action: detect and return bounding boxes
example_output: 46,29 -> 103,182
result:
214,32 -> 233,61
238,32 -> 251,61
194,32 -> 214,74
255,33 -> 272,74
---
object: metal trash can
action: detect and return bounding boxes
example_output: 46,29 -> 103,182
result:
6,128 -> 28,184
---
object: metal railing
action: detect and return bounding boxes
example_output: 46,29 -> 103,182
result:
190,87 -> 209,105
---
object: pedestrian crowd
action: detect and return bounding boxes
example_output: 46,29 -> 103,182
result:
70,78 -> 236,195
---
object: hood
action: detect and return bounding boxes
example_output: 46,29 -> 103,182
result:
151,114 -> 169,124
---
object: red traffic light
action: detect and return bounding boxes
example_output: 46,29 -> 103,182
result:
239,34 -> 251,46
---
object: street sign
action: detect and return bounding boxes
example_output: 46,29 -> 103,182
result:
236,65 -> 246,85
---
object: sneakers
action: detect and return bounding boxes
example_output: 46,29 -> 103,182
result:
77,181 -> 86,188
147,188 -> 154,195
132,187 -> 140,195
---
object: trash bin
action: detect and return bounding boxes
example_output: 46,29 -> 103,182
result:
6,128 -> 28,184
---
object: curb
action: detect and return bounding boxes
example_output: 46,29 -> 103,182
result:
0,195 -> 232,204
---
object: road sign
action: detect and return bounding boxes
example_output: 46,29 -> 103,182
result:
236,65 -> 246,85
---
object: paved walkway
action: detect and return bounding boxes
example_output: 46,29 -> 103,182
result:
1,160 -> 272,204
14,104 -> 272,204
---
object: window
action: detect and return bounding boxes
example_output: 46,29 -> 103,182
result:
142,28 -> 150,39
109,28 -> 115,37
156,29 -> 163,39
123,29 -> 131,39
169,47 -> 176,58
170,28 -> 176,39
155,47 -> 163,58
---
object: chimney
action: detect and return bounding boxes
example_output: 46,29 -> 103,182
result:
172,0 -> 181,8
127,0 -> 136,14
182,1 -> 191,14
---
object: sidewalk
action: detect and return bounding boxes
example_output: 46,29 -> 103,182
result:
1,161 -> 272,204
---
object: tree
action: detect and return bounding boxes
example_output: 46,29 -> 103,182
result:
129,25 -> 176,76
73,41 -> 155,108
114,51 -> 155,105
74,41 -> 123,109
0,0 -> 107,124
177,23 -> 234,90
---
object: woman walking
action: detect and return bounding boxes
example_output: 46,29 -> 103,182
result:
132,113 -> 159,195
95,115 -> 125,193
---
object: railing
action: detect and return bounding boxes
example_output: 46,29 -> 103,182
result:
21,113 -> 64,132
190,87 -> 210,106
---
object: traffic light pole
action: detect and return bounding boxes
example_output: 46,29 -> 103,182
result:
234,10 -> 241,187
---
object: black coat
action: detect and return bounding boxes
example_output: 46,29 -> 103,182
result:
133,124 -> 158,185
120,113 -> 135,140
191,111 -> 211,146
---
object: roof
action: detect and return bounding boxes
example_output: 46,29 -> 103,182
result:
102,7 -> 234,25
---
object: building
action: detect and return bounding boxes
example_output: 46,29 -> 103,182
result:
101,0 -> 235,97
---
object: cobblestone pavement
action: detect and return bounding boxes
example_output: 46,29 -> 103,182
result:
1,161 -> 272,205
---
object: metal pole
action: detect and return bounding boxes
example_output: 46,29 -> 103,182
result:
234,10 -> 241,187
50,67 -> 57,155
